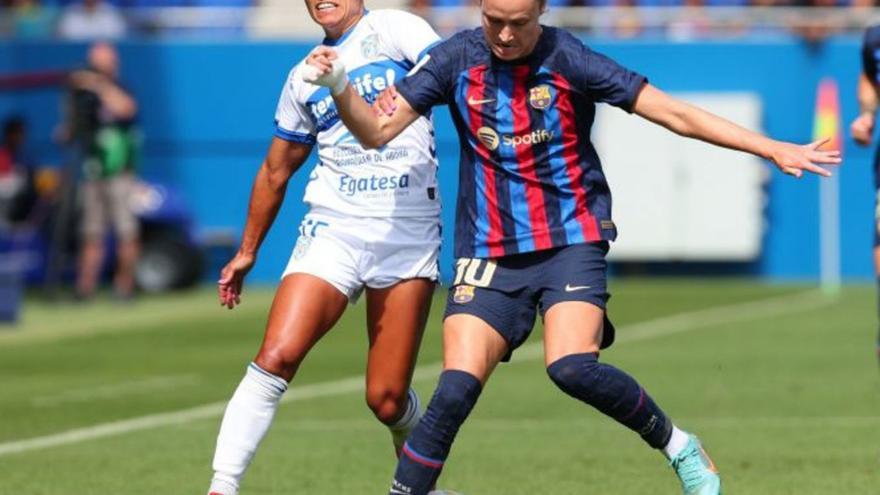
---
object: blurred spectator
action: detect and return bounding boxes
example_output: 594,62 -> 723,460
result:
0,117 -> 38,226
57,0 -> 126,40
62,42 -> 140,300
668,0 -> 713,40
591,0 -> 647,39
10,0 -> 56,39
789,0 -> 847,43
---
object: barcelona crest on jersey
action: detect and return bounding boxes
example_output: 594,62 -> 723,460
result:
529,84 -> 552,110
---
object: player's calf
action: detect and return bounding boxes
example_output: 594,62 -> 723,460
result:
390,370 -> 481,495
547,352 -> 672,447
547,352 -> 721,494
208,363 -> 288,495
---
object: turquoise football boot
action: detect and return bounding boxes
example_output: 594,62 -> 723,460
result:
669,435 -> 721,495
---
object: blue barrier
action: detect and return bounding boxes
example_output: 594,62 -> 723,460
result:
0,36 -> 871,283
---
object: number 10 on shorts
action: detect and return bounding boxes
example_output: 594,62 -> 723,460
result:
453,258 -> 497,287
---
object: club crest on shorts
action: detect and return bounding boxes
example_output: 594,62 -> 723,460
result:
361,34 -> 381,60
529,85 -> 552,110
453,285 -> 475,304
292,235 -> 311,260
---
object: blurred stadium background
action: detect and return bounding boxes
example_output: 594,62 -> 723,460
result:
0,1 -> 879,494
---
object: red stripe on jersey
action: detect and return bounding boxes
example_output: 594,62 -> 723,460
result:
511,65 -> 552,250
467,65 -> 505,257
552,73 -> 600,240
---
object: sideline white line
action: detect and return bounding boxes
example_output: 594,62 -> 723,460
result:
0,289 -> 832,457
31,374 -> 202,408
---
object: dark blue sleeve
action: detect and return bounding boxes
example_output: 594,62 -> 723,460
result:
862,26 -> 880,83
395,38 -> 456,116
577,44 -> 647,113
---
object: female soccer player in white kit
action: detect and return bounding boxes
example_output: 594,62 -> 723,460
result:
206,2 -> 443,494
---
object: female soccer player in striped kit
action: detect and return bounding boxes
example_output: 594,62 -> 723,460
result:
305,0 -> 839,493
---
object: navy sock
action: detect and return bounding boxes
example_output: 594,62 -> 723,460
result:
547,352 -> 673,449
389,370 -> 482,495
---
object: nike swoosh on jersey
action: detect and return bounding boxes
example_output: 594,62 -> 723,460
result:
564,284 -> 592,292
467,96 -> 496,106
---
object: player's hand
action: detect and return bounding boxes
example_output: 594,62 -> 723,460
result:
372,85 -> 399,117
851,112 -> 875,146
218,251 -> 255,310
302,46 -> 347,95
767,138 -> 840,179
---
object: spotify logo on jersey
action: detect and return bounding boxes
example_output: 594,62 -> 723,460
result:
476,126 -> 555,152
477,126 -> 500,151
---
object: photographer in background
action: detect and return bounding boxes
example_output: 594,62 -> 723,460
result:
62,42 -> 140,301
0,116 -> 38,226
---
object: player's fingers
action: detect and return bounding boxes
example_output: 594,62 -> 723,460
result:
807,137 -> 830,151
218,278 -> 232,303
803,162 -> 832,177
377,94 -> 396,115
311,46 -> 334,59
309,59 -> 332,73
809,151 -> 841,164
307,52 -> 332,68
781,165 -> 801,178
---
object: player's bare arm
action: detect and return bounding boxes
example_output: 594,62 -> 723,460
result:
852,72 -> 878,146
218,138 -> 311,309
633,83 -> 841,179
304,46 -> 420,149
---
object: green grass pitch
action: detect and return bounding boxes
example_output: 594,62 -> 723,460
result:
0,279 -> 877,494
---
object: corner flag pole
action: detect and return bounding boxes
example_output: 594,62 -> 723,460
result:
814,77 -> 842,295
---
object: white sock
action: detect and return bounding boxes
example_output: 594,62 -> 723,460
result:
208,363 -> 288,495
388,388 -> 422,453
662,425 -> 691,460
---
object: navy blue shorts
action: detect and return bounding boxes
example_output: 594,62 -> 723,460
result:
443,242 -> 615,361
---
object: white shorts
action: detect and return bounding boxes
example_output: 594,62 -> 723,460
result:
282,208 -> 440,303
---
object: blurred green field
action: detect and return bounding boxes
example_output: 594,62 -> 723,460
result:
0,279 -> 878,494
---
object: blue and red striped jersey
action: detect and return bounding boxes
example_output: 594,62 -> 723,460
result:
396,26 -> 646,259
862,25 -> 880,84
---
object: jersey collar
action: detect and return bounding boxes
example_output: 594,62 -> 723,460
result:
322,8 -> 369,46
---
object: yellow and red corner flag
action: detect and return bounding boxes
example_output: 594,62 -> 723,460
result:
813,77 -> 842,295
813,77 -> 842,156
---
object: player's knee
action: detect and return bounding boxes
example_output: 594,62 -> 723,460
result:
253,347 -> 303,382
546,352 -> 600,397
365,386 -> 408,425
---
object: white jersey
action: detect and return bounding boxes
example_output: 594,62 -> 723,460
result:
275,9 -> 441,218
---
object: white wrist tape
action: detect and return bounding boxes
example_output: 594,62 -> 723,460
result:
301,59 -> 348,96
